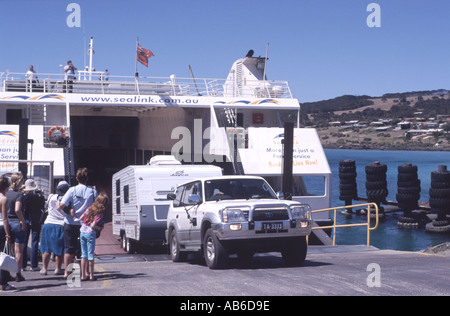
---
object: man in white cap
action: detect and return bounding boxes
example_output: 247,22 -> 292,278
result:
22,179 -> 45,271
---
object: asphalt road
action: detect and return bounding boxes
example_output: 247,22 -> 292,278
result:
3,245 -> 449,297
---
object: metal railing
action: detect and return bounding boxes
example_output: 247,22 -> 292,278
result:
0,71 -> 293,99
311,203 -> 379,247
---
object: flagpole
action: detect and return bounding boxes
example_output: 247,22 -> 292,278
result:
135,37 -> 139,77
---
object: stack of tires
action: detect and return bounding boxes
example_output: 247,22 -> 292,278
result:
339,160 -> 358,214
426,165 -> 450,233
396,164 -> 421,228
365,161 -> 388,219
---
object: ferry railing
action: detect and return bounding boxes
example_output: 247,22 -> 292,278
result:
0,72 -> 293,99
310,202 -> 379,247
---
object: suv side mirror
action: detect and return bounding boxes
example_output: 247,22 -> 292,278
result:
167,193 -> 176,200
188,194 -> 201,205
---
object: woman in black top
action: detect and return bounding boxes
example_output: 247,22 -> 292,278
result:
5,173 -> 27,282
1,175 -> 14,291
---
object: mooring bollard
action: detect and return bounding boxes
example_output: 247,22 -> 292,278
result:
396,163 -> 421,228
365,161 -> 388,220
426,165 -> 450,233
338,160 -> 358,215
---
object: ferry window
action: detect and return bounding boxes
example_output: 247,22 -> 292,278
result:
6,109 -> 22,124
124,185 -> 129,204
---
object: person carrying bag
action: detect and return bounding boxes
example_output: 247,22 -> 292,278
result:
0,243 -> 17,275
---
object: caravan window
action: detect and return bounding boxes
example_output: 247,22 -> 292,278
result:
116,179 -> 120,196
124,185 -> 130,204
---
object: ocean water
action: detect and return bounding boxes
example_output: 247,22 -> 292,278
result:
324,149 -> 450,251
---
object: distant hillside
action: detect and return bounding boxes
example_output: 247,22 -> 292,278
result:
301,95 -> 374,114
301,90 -> 450,127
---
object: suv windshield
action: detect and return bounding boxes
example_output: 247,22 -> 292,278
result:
205,178 -> 278,201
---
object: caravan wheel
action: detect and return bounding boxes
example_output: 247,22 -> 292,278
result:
121,232 -> 136,254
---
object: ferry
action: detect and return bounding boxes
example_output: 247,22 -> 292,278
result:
0,40 -> 333,231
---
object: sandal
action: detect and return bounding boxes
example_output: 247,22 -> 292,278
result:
90,276 -> 97,281
2,284 -> 17,291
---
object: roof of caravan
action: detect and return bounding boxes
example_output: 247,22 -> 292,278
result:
113,164 -> 222,177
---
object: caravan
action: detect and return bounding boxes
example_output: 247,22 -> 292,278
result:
112,155 -> 222,253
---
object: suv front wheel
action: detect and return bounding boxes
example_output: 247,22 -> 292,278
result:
204,228 -> 228,269
169,229 -> 187,262
281,236 -> 307,267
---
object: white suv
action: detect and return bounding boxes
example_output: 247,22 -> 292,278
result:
166,176 -> 312,269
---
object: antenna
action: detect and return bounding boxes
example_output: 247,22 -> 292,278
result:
263,43 -> 270,81
88,37 -> 94,80
189,65 -> 201,96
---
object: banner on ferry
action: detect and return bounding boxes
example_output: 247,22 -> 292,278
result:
0,92 -> 300,110
0,125 -> 65,176
238,128 -> 331,175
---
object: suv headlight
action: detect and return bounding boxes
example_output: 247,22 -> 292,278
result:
222,207 -> 249,223
291,205 -> 311,220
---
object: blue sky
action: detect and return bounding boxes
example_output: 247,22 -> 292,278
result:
1,0 -> 450,102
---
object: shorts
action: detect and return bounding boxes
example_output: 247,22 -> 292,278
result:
39,223 -> 65,256
9,220 -> 27,244
80,232 -> 96,261
64,223 -> 81,255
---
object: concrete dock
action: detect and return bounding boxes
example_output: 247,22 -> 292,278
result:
4,224 -> 449,296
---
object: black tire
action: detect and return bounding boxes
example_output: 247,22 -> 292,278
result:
432,220 -> 450,227
426,222 -> 450,233
398,179 -> 421,188
366,174 -> 386,182
125,237 -> 136,254
368,189 -> 388,200
429,197 -> 450,211
398,164 -> 418,174
398,216 -> 418,224
204,228 -> 228,269
339,160 -> 356,167
281,236 -> 307,267
339,166 -> 356,173
430,181 -> 450,189
169,229 -> 188,262
396,192 -> 420,202
365,163 -> 387,174
429,188 -> 450,198
397,186 -> 421,194
431,171 -> 450,183
365,181 -> 387,190
397,173 -> 418,182
339,183 -> 357,191
340,178 -> 357,185
339,172 -> 357,179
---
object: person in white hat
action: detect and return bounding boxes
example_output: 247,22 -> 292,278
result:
22,179 -> 45,272
39,181 -> 70,275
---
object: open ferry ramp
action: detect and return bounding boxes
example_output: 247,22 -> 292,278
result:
3,226 -> 449,296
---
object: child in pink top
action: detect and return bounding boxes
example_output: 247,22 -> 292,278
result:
79,193 -> 108,281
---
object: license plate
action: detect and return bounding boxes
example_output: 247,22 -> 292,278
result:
262,222 -> 283,230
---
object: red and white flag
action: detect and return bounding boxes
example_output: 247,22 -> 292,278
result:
137,44 -> 154,67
